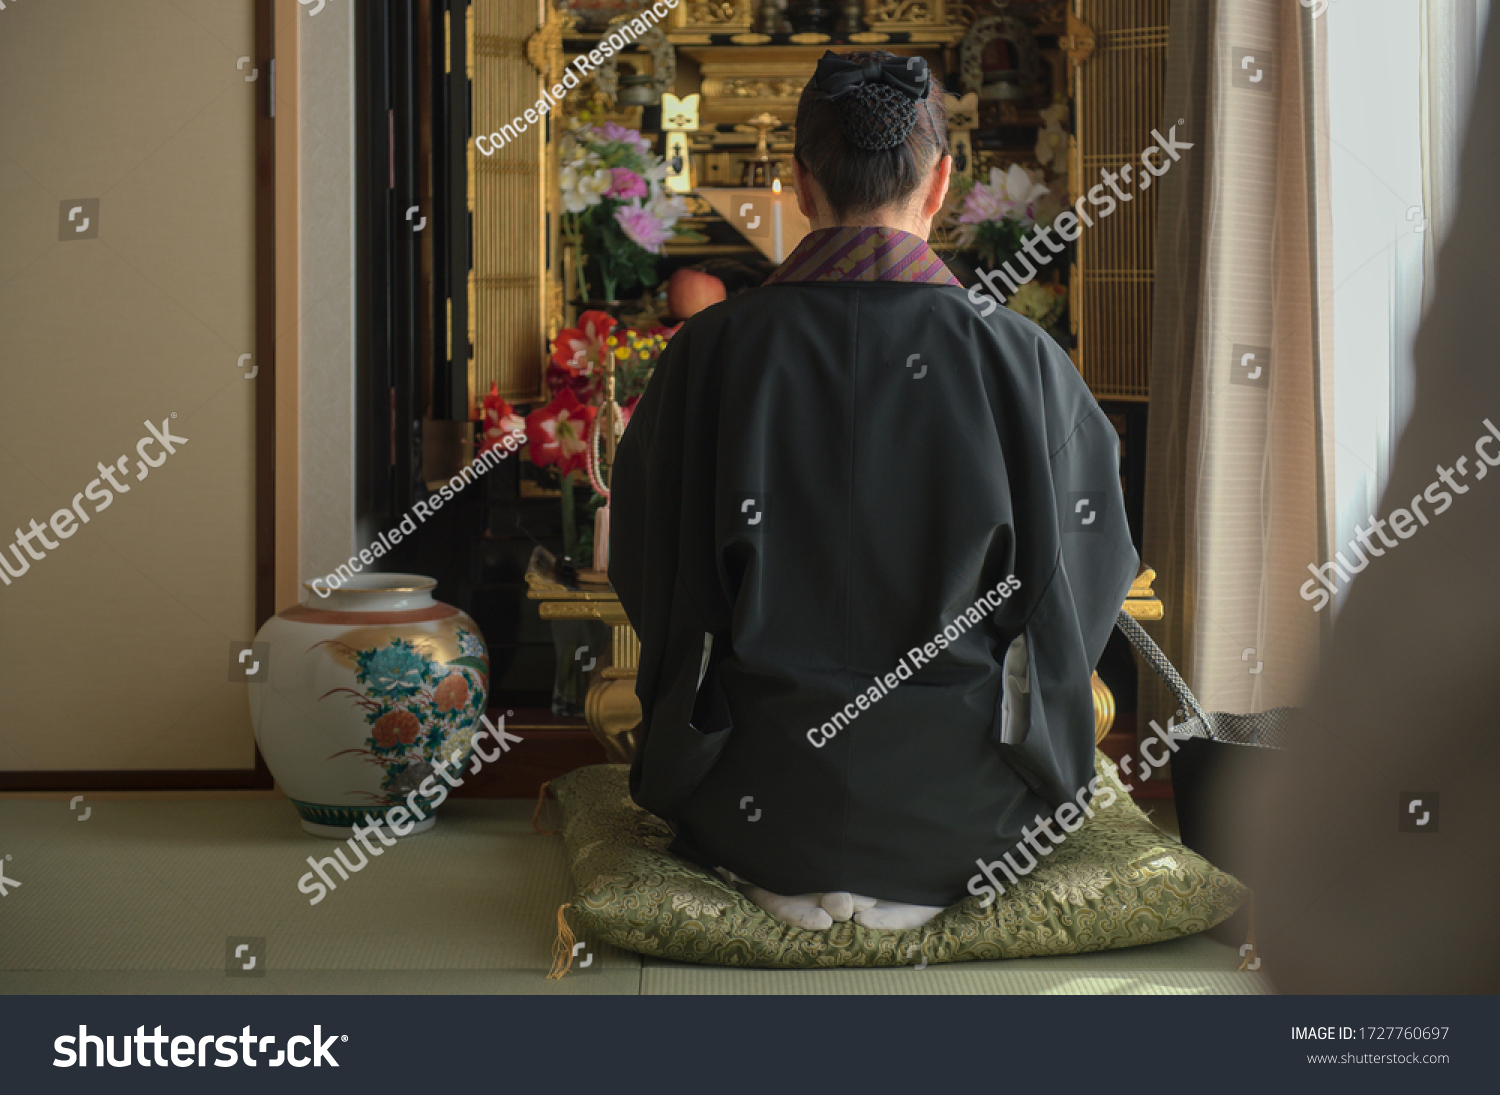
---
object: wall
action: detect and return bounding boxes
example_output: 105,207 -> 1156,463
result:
0,0 -> 259,770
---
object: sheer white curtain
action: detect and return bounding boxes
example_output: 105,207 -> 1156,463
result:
1325,0 -> 1490,615
1422,0 -> 1492,309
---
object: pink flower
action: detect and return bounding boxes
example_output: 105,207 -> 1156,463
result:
959,184 -> 1013,225
614,200 -> 673,254
594,122 -> 652,154
959,164 -> 1049,227
607,168 -> 648,200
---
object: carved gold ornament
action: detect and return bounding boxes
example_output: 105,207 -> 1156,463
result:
960,14 -> 1043,101
862,0 -> 947,35
526,2 -> 577,85
672,0 -> 755,33
595,17 -> 677,106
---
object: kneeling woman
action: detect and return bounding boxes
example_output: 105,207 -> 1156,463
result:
610,51 -> 1138,930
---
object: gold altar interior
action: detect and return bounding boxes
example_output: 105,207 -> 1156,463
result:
473,0 -> 1165,403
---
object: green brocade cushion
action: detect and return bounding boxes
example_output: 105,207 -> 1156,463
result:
548,751 -> 1248,968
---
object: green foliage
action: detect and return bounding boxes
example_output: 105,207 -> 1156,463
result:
968,219 -> 1031,271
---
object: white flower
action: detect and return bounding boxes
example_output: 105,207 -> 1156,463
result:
559,165 -> 582,209
1035,105 -> 1070,169
561,166 -> 612,213
1035,129 -> 1066,168
646,189 -> 688,227
580,167 -> 612,198
990,163 -> 1050,210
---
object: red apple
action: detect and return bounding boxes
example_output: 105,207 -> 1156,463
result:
667,267 -> 726,320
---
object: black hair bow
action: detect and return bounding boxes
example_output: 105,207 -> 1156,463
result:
811,51 -> 930,102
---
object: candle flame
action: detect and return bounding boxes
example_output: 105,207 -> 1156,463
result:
772,178 -> 782,193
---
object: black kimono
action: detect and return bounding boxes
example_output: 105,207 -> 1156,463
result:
610,226 -> 1138,906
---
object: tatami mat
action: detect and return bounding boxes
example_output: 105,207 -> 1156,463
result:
0,969 -> 645,995
0,797 -> 1267,994
0,799 -> 633,974
639,968 -> 1269,995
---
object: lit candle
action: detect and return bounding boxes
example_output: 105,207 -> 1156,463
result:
770,178 -> 784,262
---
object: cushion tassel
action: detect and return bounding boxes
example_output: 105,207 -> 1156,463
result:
532,780 -> 559,835
1237,891 -> 1258,971
546,903 -> 576,980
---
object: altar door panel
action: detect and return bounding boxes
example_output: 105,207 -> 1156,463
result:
1072,0 -> 1169,401
472,0 -> 549,403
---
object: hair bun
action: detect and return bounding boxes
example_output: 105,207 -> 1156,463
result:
835,82 -> 918,152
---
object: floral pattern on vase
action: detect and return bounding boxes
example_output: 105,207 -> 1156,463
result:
248,574 -> 489,837
313,628 -> 489,814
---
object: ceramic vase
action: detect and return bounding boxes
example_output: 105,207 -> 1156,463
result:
249,573 -> 489,838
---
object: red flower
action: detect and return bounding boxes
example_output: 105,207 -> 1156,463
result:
549,311 -> 618,377
545,359 -> 601,402
479,382 -> 526,455
372,709 -> 422,748
526,389 -> 597,476
433,673 -> 470,713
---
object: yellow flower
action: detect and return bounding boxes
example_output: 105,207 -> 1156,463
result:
615,346 -> 629,360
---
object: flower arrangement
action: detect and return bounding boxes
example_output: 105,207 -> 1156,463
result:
533,310 -> 670,563
1006,281 -> 1069,345
948,163 -> 1055,270
559,118 -> 699,303
480,310 -> 674,563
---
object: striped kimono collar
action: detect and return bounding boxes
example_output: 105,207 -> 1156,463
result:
762,225 -> 962,286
